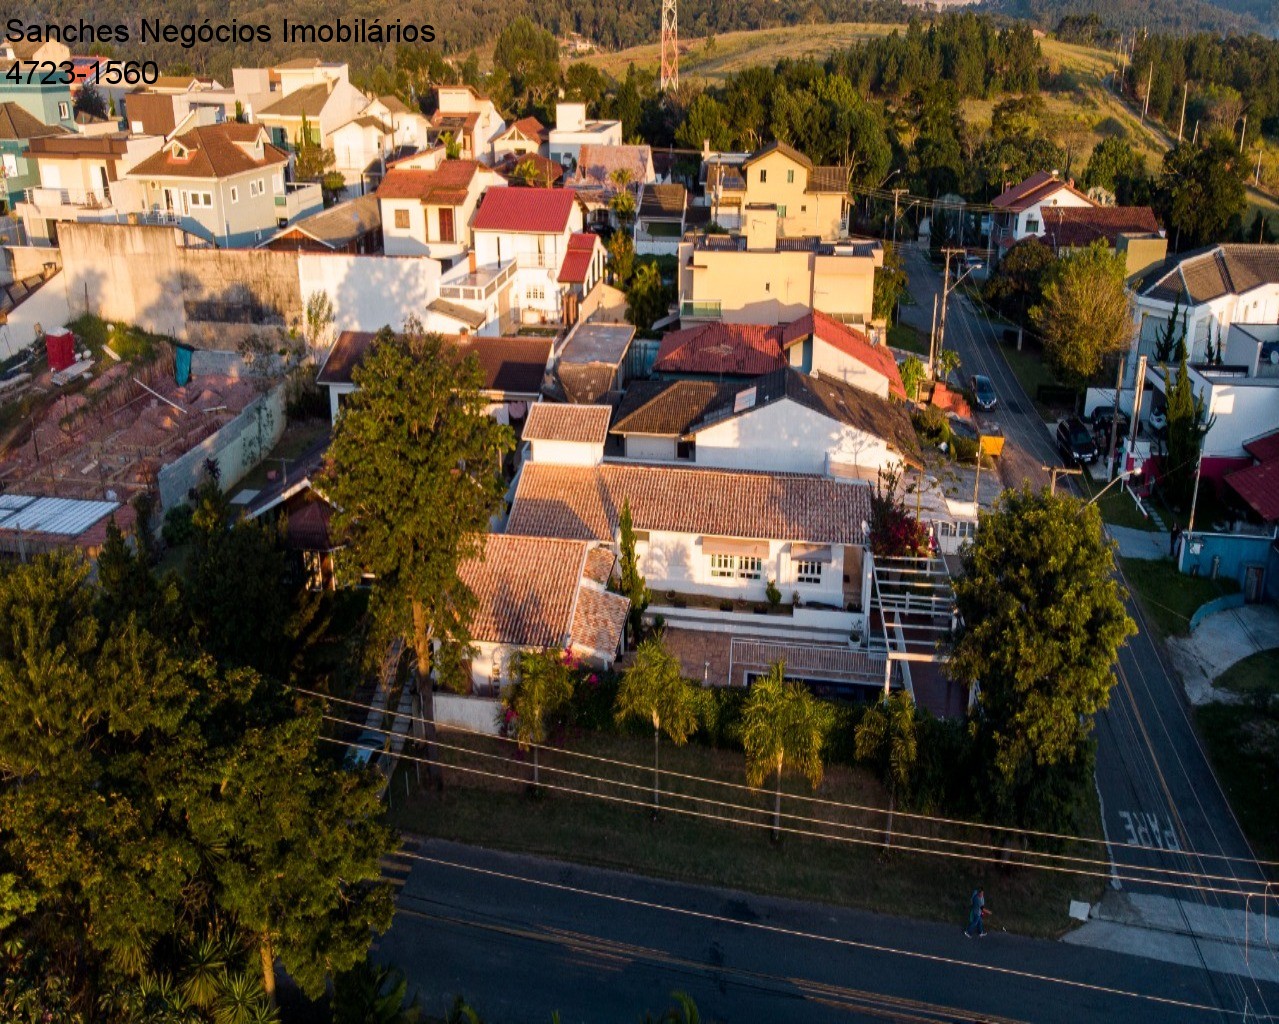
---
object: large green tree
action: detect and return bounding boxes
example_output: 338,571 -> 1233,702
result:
625,261 -> 669,333
948,488 -> 1135,786
1157,134 -> 1247,249
615,634 -> 701,811
1161,347 -> 1215,510
981,236 -> 1054,326
872,243 -> 909,321
740,663 -> 835,839
854,691 -> 918,844
617,499 -> 650,643
323,325 -> 515,762
1030,241 -> 1134,387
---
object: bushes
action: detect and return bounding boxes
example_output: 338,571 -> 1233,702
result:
912,404 -> 951,448
161,504 -> 195,547
951,435 -> 979,463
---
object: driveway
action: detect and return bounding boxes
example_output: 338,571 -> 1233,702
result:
1166,602 -> 1279,705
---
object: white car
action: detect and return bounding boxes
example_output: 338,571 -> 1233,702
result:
1148,406 -> 1168,434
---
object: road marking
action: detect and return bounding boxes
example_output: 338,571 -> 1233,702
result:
1118,809 -> 1182,852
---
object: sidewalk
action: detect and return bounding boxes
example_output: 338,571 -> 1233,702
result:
1063,892 -> 1279,983
1166,603 -> 1279,705
1107,525 -> 1172,561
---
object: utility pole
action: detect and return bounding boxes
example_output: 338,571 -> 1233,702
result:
1106,356 -> 1125,480
1043,465 -> 1083,496
1128,355 -> 1148,451
972,450 -> 983,508
1256,147 -> 1264,186
936,248 -> 964,374
1141,63 -> 1153,124
1240,114 -> 1248,155
891,187 -> 908,246
929,294 -> 938,375
1178,81 -> 1188,142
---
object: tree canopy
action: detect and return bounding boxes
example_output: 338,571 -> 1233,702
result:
1158,134 -> 1248,250
948,487 -> 1136,785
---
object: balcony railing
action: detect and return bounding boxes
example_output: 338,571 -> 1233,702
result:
23,186 -> 112,209
679,300 -> 722,320
438,259 -> 517,303
273,181 -> 323,221
516,251 -> 560,270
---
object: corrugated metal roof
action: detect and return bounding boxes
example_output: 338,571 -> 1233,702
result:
0,495 -> 120,537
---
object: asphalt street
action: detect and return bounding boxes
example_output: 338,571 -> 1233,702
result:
379,838 -> 1277,1024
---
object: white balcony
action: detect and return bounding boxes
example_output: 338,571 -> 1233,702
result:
438,259 -> 517,303
273,181 -> 323,224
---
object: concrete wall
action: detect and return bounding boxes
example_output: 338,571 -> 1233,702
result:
807,337 -> 890,396
435,693 -> 503,735
623,435 -> 678,461
298,253 -> 442,335
0,271 -> 71,360
529,438 -> 604,466
157,383 -> 286,510
57,221 -> 305,347
3,245 -> 61,284
1178,530 -> 1277,599
693,400 -> 899,477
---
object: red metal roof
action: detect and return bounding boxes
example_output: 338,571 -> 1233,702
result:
1226,461 -> 1279,522
779,310 -> 906,400
558,232 -> 598,284
654,323 -> 785,377
1244,428 -> 1279,463
473,187 -> 578,233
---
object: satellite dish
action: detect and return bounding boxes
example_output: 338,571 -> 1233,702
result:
1269,350 -> 1278,365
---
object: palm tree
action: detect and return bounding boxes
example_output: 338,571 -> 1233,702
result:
504,649 -> 575,787
332,958 -> 422,1024
614,633 -> 701,812
854,691 -> 918,848
608,167 -> 637,228
741,662 -> 836,840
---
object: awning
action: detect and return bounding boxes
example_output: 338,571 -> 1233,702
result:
789,543 -> 833,563
702,537 -> 769,558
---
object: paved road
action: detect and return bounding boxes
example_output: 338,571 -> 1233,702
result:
378,838 -> 1276,1024
900,248 -> 1277,1013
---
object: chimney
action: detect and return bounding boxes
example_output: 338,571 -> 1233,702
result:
744,203 -> 778,252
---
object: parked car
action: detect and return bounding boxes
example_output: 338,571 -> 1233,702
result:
1090,404 -> 1127,433
345,729 -> 387,770
968,374 -> 998,411
1057,416 -> 1099,466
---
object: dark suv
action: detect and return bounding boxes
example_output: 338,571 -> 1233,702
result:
1056,416 -> 1098,466
1090,405 -> 1126,433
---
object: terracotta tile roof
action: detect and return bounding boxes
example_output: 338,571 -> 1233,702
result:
992,171 -> 1094,212
557,364 -> 618,404
570,585 -> 629,655
686,369 -> 921,464
316,330 -> 551,395
569,144 -> 653,189
1143,244 -> 1279,305
583,547 -> 617,585
558,232 -> 599,284
706,163 -> 745,193
778,310 -> 906,399
507,462 -> 872,545
458,534 -> 585,646
378,94 -> 413,115
523,403 -> 612,444
128,123 -> 285,179
639,183 -> 687,220
376,160 -> 483,203
496,152 -> 564,186
742,140 -> 813,171
473,187 -> 578,233
498,116 -> 548,143
654,323 -> 785,377
0,103 -> 70,141
431,111 -> 481,136
1042,205 -> 1161,248
259,82 -> 333,118
611,380 -> 735,435
284,499 -> 334,551
805,166 -> 850,194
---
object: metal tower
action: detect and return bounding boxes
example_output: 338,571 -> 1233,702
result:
660,0 -> 678,91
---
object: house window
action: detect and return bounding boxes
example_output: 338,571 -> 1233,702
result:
249,180 -> 262,198
759,169 -> 767,183
229,187 -> 239,204
710,553 -> 735,578
777,205 -> 787,218
786,169 -> 794,184
272,173 -> 283,195
58,102 -> 70,119
527,285 -> 545,302
188,191 -> 213,208
737,556 -> 762,580
1,154 -> 17,176
795,560 -> 823,585
1025,217 -> 1040,234
801,205 -> 807,212
676,439 -> 695,460
394,208 -> 410,229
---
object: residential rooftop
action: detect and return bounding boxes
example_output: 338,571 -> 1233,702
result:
522,403 -> 612,444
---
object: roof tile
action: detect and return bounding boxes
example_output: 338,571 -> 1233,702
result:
473,187 -> 578,233
523,403 -> 612,444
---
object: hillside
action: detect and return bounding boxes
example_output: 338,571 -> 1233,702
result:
985,0 -> 1273,36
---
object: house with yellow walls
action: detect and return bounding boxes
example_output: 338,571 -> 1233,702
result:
706,140 -> 849,239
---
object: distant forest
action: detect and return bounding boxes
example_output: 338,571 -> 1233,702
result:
989,0 -> 1276,37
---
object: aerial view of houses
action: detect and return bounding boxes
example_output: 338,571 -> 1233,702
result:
2,8 -> 1278,1024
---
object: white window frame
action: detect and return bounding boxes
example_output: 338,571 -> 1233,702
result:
249,180 -> 262,198
229,186 -> 239,204
272,173 -> 283,195
709,553 -> 735,579
58,101 -> 70,119
786,169 -> 795,184
737,556 -> 762,581
795,560 -> 823,585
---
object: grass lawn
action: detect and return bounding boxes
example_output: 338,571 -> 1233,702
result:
1195,703 -> 1279,865
230,416 -> 330,495
1215,649 -> 1279,698
1118,556 -> 1239,637
387,728 -> 1103,939
887,322 -> 929,355
1079,469 -> 1157,532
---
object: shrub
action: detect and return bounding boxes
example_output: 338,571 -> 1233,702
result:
161,504 -> 195,547
696,687 -> 747,749
952,435 -> 979,463
569,668 -> 620,732
765,578 -> 781,607
913,404 -> 952,448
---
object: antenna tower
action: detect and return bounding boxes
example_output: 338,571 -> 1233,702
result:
660,0 -> 678,91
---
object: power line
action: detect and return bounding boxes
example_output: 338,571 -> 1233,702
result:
388,847 -> 1263,1020
319,727 -> 1278,901
298,685 -> 1279,872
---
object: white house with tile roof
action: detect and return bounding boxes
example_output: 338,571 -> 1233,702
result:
521,403 -> 611,465
990,170 -> 1095,251
450,533 -> 628,694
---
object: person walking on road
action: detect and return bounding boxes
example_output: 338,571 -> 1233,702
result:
964,887 -> 988,937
